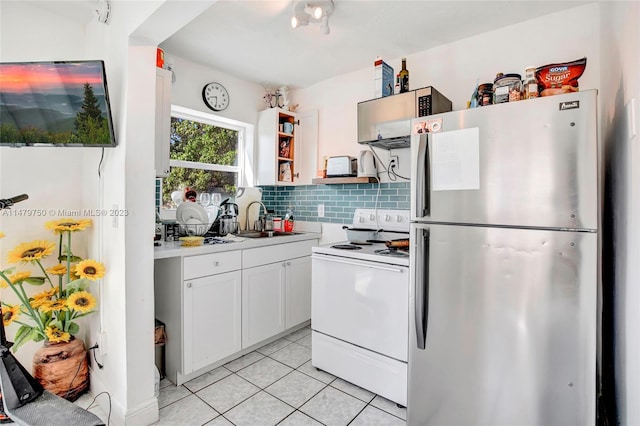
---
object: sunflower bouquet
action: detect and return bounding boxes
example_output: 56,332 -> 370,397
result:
0,218 -> 105,352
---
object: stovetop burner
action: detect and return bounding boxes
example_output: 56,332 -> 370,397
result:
374,248 -> 409,258
332,244 -> 362,250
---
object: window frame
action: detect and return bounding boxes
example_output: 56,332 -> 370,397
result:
160,105 -> 254,216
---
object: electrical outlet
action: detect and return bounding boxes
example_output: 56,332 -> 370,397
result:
317,204 -> 325,217
389,155 -> 399,169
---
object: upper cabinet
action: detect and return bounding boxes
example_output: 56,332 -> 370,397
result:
155,68 -> 172,178
257,108 -> 318,186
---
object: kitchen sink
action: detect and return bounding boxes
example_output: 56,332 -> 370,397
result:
236,231 -> 303,238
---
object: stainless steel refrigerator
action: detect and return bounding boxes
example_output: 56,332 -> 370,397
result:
409,90 -> 599,425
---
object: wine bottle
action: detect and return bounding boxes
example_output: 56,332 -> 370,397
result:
399,57 -> 409,93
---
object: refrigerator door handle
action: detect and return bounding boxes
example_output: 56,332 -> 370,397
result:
415,227 -> 429,349
414,134 -> 430,217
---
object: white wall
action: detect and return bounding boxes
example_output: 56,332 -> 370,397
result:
166,54 -> 267,126
294,3 -> 601,184
599,2 -> 640,424
0,1 -> 168,424
0,0 -> 98,380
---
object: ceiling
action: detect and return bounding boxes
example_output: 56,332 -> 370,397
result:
26,1 -> 589,90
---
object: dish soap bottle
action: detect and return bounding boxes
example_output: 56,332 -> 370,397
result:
284,208 -> 294,232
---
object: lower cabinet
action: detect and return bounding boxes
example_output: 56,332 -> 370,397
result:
242,263 -> 286,348
184,271 -> 241,374
155,239 -> 316,385
286,256 -> 312,329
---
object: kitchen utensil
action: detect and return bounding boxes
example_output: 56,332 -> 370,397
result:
171,191 -> 183,207
199,192 -> 211,207
219,199 -> 239,217
219,217 -> 238,236
358,150 -> 377,177
235,187 -> 263,231
176,201 -> 209,225
385,238 -> 409,248
342,226 -> 380,243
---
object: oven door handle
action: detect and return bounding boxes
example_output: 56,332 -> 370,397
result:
311,254 -> 406,273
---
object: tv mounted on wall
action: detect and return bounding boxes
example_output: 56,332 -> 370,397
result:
0,60 -> 117,147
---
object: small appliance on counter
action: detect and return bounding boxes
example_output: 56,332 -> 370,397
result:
357,150 -> 377,178
326,156 -> 357,177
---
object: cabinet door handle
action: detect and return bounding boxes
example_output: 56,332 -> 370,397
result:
282,262 -> 286,267
186,282 -> 192,288
287,261 -> 291,266
213,261 -> 220,267
293,173 -> 300,179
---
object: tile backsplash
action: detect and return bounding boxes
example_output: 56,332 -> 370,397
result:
260,182 -> 410,224
155,180 -> 410,226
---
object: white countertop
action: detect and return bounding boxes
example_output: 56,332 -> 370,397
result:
154,232 -> 322,260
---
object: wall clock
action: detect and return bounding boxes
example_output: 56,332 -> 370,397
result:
202,82 -> 229,111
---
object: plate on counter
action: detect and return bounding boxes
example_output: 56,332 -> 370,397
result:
176,201 -> 209,226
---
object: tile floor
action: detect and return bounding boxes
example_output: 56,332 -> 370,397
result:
156,325 -> 407,426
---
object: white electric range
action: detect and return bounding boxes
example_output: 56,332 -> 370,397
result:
311,209 -> 410,406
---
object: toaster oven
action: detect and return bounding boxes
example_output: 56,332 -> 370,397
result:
326,156 -> 357,177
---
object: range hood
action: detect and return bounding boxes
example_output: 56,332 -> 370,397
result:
357,87 -> 452,150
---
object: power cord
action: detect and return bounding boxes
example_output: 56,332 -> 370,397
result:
89,343 -> 104,369
387,157 -> 409,181
86,391 -> 112,426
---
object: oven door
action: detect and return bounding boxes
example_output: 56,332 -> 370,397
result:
311,253 -> 408,361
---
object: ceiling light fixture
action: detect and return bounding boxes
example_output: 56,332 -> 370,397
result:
291,0 -> 334,35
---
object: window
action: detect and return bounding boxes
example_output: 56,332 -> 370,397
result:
161,106 -> 252,209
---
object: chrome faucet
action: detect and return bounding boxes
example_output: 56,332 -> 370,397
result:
245,201 -> 269,231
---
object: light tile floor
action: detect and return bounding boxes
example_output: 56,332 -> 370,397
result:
156,326 -> 407,426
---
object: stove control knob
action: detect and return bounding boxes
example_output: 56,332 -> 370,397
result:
369,214 -> 375,221
358,216 -> 364,223
384,214 -> 391,222
397,215 -> 403,222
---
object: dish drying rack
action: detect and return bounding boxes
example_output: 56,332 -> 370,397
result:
177,221 -> 211,237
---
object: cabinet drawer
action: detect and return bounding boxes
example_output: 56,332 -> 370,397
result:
242,240 -> 316,269
184,251 -> 242,280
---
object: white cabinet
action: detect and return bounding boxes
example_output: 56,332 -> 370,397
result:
184,271 -> 241,373
256,108 -> 318,186
154,251 -> 242,384
242,262 -> 286,348
154,238 -> 317,385
242,240 -> 315,348
155,67 -> 172,177
286,256 -> 312,328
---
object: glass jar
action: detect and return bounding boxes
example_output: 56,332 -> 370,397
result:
476,83 -> 494,107
523,66 -> 539,99
493,73 -> 523,104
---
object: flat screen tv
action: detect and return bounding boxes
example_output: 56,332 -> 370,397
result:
0,60 -> 117,147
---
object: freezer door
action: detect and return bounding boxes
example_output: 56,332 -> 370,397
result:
410,90 -> 598,230
408,223 -> 596,425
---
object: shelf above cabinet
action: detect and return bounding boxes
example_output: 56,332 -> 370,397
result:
312,177 -> 379,185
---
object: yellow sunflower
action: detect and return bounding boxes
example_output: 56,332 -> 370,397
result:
67,291 -> 96,313
8,271 -> 31,284
2,305 -> 20,326
0,231 -> 5,238
75,260 -> 105,281
39,299 -> 68,313
33,288 -> 57,301
46,264 -> 67,276
44,325 -> 70,343
45,218 -> 92,234
7,240 -> 55,264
